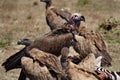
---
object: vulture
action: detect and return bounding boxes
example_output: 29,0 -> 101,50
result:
20,48 -> 65,80
21,57 -> 56,80
60,47 -> 102,80
2,29 -> 74,80
40,1 -> 112,67
40,0 -> 85,31
58,24 -> 112,66
72,26 -> 112,66
2,26 -> 112,72
2,28 -> 76,71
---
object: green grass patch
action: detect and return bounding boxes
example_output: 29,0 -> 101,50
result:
98,17 -> 120,44
99,16 -> 120,31
105,35 -> 120,44
0,32 -> 13,48
77,0 -> 89,6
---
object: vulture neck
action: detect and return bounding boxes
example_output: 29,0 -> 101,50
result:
74,21 -> 80,28
45,1 -> 52,9
71,21 -> 80,34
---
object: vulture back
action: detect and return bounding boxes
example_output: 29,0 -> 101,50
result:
29,30 -> 75,56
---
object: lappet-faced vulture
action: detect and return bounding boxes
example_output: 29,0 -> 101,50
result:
40,0 -> 85,31
40,0 -> 111,67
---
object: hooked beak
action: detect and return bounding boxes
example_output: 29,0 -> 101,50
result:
40,0 -> 51,2
17,39 -> 22,45
80,16 -> 85,22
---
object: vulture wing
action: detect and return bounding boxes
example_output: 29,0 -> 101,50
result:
2,47 -> 26,71
29,48 -> 63,75
21,56 -> 56,80
55,8 -> 72,23
46,6 -> 67,30
65,57 -> 101,80
73,26 -> 112,66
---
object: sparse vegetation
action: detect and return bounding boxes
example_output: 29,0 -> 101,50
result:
99,16 -> 120,31
0,32 -> 13,48
77,0 -> 89,6
0,0 -> 120,79
98,17 -> 120,44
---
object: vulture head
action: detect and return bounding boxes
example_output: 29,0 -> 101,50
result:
17,38 -> 32,46
40,0 -> 52,9
40,0 -> 51,3
70,13 -> 85,30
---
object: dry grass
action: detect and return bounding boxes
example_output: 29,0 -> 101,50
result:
0,0 -> 120,79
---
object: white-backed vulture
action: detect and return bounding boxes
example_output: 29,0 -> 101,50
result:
21,48 -> 65,80
66,61 -> 102,80
60,47 -> 102,80
40,0 -> 85,31
72,26 -> 112,66
78,53 -> 96,71
21,57 -> 56,80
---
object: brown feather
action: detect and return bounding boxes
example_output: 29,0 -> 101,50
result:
66,61 -> 101,80
73,26 -> 112,66
60,50 -> 101,80
21,56 -> 56,80
41,0 -> 72,30
28,48 -> 63,75
28,30 -> 74,56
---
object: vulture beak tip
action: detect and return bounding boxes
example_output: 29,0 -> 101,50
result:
17,40 -> 22,45
81,16 -> 85,22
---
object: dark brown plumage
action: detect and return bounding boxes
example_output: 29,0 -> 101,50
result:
26,29 -> 75,56
73,26 -> 112,66
40,0 -> 70,30
40,0 -> 85,31
2,29 -> 74,80
2,29 -> 75,72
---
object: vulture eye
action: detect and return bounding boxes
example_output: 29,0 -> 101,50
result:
74,15 -> 77,17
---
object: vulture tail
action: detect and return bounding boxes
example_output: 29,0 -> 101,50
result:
2,47 -> 26,71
